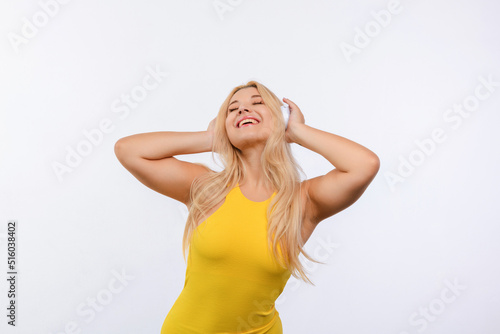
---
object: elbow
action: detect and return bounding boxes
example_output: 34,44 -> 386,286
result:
367,154 -> 380,179
114,138 -> 130,162
357,154 -> 380,181
369,154 -> 380,174
114,139 -> 123,157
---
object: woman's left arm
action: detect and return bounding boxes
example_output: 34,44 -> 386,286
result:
284,98 -> 380,225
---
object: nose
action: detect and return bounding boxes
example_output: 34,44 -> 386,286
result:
238,104 -> 249,113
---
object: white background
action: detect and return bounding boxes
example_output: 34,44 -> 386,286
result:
1,0 -> 499,333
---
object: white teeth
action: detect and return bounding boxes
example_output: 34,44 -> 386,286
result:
238,119 -> 258,127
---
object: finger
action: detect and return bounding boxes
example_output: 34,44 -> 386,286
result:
283,97 -> 297,109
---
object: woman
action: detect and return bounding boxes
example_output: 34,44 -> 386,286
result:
114,81 -> 380,333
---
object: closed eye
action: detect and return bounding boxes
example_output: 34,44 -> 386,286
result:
229,101 -> 263,112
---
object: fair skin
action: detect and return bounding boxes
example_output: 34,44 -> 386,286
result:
224,87 -> 276,199
114,86 -> 379,243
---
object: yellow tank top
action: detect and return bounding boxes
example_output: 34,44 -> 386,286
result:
161,183 -> 292,333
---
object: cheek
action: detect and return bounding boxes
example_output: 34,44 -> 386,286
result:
225,122 -> 235,137
264,113 -> 275,129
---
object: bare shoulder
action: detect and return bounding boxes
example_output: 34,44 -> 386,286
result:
299,166 -> 379,228
184,162 -> 214,209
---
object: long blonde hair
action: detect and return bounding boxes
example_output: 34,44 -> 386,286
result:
182,81 -> 325,285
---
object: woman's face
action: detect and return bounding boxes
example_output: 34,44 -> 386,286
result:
225,87 -> 274,150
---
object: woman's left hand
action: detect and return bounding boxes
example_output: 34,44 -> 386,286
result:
283,97 -> 305,144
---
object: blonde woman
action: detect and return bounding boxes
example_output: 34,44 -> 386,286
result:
114,81 -> 380,333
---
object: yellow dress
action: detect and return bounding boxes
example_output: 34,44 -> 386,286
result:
161,183 -> 292,333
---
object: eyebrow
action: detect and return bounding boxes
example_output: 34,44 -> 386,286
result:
228,95 -> 262,108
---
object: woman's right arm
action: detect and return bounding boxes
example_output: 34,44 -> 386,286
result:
114,120 -> 215,206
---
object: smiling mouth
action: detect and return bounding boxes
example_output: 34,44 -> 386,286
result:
238,119 -> 260,128
240,122 -> 259,128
